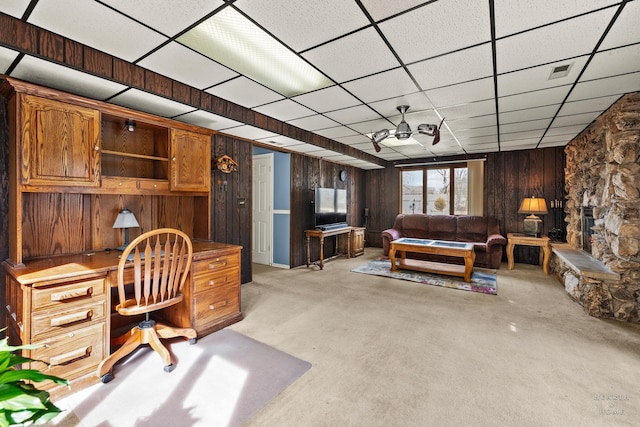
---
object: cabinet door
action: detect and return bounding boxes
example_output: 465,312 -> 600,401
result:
170,129 -> 211,192
21,95 -> 100,187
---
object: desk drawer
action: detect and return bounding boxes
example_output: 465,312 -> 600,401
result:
32,277 -> 106,310
31,300 -> 107,341
193,284 -> 239,330
29,322 -> 106,381
192,253 -> 239,277
193,267 -> 239,294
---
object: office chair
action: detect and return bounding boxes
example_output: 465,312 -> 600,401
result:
97,228 -> 196,383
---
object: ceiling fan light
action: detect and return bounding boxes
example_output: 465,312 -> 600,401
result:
417,123 -> 436,136
395,121 -> 411,139
372,129 -> 390,143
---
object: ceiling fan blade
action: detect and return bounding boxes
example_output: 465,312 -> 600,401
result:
432,117 -> 445,145
371,137 -> 382,152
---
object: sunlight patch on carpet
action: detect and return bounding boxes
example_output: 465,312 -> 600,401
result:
352,258 -> 497,295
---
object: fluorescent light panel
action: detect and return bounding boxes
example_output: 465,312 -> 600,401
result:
178,8 -> 333,97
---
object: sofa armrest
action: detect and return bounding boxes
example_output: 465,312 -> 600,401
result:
486,233 -> 507,250
381,228 -> 402,255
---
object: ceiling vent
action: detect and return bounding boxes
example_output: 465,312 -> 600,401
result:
548,63 -> 573,80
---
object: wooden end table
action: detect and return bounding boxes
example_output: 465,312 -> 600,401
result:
506,233 -> 551,274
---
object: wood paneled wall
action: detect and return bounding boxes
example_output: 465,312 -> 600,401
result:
485,146 -> 566,264
0,95 -> 8,331
290,153 -> 366,268
211,134 -> 253,283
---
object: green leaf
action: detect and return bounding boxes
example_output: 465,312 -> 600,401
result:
0,369 -> 68,385
0,384 -> 47,411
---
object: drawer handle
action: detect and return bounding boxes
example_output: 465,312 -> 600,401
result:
51,286 -> 93,302
50,346 -> 92,366
208,299 -> 228,311
208,261 -> 227,269
207,276 -> 228,286
50,309 -> 94,327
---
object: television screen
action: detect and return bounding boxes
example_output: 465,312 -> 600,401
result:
315,188 -> 348,230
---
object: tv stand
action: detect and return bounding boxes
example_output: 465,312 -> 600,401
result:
305,227 -> 354,270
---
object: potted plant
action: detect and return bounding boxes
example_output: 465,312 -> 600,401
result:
0,334 -> 68,426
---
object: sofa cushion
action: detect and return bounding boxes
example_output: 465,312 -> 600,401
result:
457,216 -> 489,243
427,215 -> 457,241
401,214 -> 429,238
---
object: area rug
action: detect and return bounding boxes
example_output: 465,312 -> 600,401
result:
352,258 -> 497,295
52,329 -> 311,427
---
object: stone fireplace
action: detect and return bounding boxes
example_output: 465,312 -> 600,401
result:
559,91 -> 640,322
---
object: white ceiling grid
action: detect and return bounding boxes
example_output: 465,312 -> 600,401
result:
0,0 -> 638,170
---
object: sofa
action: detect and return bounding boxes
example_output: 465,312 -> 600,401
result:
381,214 -> 507,269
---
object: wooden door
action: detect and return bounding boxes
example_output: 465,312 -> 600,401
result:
170,129 -> 211,192
21,94 -> 100,187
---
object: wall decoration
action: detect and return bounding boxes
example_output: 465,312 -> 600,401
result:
216,155 -> 238,173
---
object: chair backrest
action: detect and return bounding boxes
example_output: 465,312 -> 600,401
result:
116,228 -> 193,316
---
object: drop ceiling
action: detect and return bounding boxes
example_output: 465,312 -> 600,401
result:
1,0 -> 639,170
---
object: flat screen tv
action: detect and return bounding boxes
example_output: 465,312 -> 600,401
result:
314,188 -> 348,230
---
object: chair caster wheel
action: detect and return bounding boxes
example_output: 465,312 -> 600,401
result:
101,372 -> 113,383
189,338 -> 197,345
164,364 -> 175,373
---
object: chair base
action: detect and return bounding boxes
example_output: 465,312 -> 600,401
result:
96,320 -> 197,382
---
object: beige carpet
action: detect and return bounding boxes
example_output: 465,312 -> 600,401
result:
51,248 -> 640,426
51,330 -> 310,427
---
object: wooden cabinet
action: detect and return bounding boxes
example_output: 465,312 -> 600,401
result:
4,271 -> 109,399
351,227 -> 366,257
162,244 -> 242,336
20,94 -> 101,188
170,129 -> 211,192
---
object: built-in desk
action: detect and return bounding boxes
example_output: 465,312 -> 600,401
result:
3,240 -> 242,400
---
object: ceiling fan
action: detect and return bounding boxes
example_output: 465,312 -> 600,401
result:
370,105 -> 444,152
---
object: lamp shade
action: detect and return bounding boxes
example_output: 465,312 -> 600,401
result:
112,208 -> 140,229
518,197 -> 548,215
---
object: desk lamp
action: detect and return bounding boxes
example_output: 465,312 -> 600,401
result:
518,197 -> 548,236
113,208 -> 140,250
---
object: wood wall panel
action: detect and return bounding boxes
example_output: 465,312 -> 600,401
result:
363,166 -> 399,248
64,39 -> 84,69
0,95 -> 10,331
211,134 -> 252,283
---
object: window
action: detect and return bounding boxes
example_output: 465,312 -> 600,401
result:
401,164 -> 469,215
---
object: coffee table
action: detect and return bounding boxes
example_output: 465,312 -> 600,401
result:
389,238 -> 476,282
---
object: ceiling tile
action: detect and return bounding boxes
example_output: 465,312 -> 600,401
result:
447,115 -> 497,131
557,95 -> 621,116
257,135 -> 307,147
292,86 -> 360,113
334,135 -> 371,146
500,118 -> 551,133
426,78 -> 495,108
499,86 -> 570,112
324,104 -> 381,125
581,44 -> 640,81
222,125 -> 278,140
236,0 -> 369,52
28,0 -> 168,62
0,46 -> 19,73
349,118 -> 395,134
177,110 -> 243,131
569,72 -> 640,101
314,126 -> 359,139
500,139 -> 540,151
551,111 -> 600,127
496,8 -> 616,74
368,93 -> 435,117
206,77 -> 283,108
500,129 -> 546,141
287,114 -> 340,131
454,126 -> 498,138
438,100 -> 496,120
253,99 -> 316,121
342,68 -> 418,103
100,0 -> 224,37
360,0 -> 426,21
379,0 -> 491,64
545,124 -> 589,136
500,104 -> 559,124
287,144 -> 325,153
494,0 -> 619,38
599,0 -> 640,50
497,56 -> 588,96
409,44 -> 494,90
302,27 -> 400,83
539,134 -> 577,146
1,0 -> 30,18
10,56 -> 128,100
109,89 -> 195,118
138,42 -> 238,89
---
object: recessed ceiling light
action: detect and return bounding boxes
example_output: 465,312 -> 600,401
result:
548,63 -> 573,80
178,8 -> 333,97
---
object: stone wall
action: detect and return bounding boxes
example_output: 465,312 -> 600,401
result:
561,92 -> 640,322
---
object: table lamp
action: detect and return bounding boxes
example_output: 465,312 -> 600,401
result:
518,197 -> 548,236
112,208 -> 140,250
